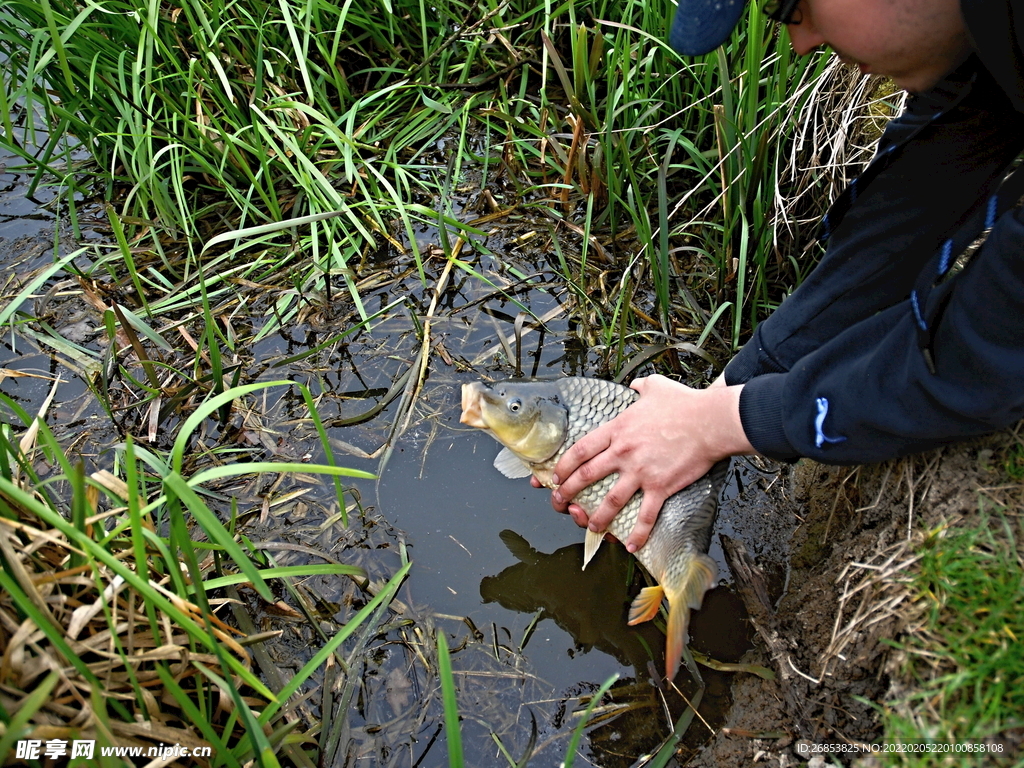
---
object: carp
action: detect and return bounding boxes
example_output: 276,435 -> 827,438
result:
460,377 -> 728,681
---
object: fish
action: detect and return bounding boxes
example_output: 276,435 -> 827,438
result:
460,376 -> 728,681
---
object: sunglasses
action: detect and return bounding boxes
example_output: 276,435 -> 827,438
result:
762,0 -> 802,25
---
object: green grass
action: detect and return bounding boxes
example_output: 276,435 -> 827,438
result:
879,509 -> 1024,766
0,0 -> 850,360
1002,444 -> 1024,482
0,381 -> 407,768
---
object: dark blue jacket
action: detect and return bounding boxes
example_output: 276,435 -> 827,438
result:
724,1 -> 1024,463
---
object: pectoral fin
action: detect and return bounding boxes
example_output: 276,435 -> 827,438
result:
493,447 -> 533,479
498,529 -> 539,565
627,585 -> 664,625
582,527 -> 604,570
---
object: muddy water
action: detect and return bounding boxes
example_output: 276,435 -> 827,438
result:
1,153 -> 55,239
0,149 -> 797,765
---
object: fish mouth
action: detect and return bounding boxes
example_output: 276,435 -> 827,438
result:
460,382 -> 489,428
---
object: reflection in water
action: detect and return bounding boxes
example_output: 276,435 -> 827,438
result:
480,528 -> 755,765
481,529 -> 664,674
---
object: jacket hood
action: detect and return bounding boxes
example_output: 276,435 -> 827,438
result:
962,0 -> 1024,112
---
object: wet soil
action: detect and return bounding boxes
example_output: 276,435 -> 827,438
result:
690,434 -> 1019,768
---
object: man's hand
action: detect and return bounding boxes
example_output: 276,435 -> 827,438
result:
546,374 -> 754,552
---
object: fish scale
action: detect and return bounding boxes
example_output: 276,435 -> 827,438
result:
460,376 -> 728,680
551,379 -> 644,558
548,379 -> 722,585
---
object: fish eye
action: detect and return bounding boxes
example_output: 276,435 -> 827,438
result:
508,398 -> 522,413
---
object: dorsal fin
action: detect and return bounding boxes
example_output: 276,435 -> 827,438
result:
493,447 -> 533,479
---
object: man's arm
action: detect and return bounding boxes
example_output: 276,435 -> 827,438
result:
741,205 -> 1024,464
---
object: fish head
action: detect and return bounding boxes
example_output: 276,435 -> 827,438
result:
460,380 -> 568,463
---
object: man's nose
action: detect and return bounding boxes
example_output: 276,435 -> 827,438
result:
787,18 -> 826,55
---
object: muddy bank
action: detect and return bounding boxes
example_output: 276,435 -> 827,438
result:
690,430 -> 1021,767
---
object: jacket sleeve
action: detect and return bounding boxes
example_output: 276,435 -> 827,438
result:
735,205 -> 1024,464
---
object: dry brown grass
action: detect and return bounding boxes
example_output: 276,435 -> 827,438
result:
0,483 -> 258,766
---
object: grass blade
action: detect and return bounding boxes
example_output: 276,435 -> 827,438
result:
438,632 -> 464,768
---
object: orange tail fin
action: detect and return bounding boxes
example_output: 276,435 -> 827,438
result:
663,552 -> 717,681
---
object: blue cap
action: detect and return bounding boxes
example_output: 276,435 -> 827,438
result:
669,0 -> 746,56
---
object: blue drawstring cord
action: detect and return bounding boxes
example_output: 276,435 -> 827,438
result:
985,194 -> 998,230
815,397 -> 847,448
938,239 -> 954,276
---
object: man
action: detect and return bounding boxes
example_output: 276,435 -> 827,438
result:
541,0 -> 1024,551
